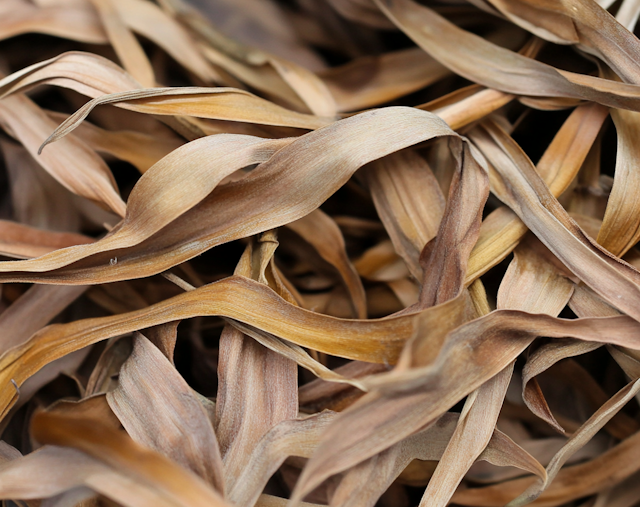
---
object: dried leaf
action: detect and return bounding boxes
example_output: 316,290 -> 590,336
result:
106,333 -> 224,491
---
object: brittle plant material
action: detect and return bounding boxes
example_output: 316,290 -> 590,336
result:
1,0 -> 640,506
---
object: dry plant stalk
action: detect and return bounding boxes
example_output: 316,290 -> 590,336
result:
1,0 -> 640,506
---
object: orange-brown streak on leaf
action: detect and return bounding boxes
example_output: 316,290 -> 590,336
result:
0,275 -> 468,419
287,305 -> 640,502
471,120 -> 640,322
465,103 -> 608,284
427,88 -> 515,132
597,107 -> 640,256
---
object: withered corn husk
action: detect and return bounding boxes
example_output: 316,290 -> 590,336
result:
1,0 -> 640,506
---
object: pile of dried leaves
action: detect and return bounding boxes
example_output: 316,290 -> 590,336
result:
3,0 -> 640,505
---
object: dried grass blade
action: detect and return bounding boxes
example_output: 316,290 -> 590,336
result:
287,306 -> 640,502
362,150 -> 445,280
0,220 -> 92,259
0,276 -> 472,418
471,120 -> 640,321
417,366 -> 515,507
266,56 -> 337,117
0,0 -> 107,44
287,210 -> 366,318
31,412 -> 230,507
522,339 -> 602,434
257,495 -> 323,507
0,446 -> 135,504
454,378 -> 640,507
597,107 -> 640,256
483,0 -> 640,84
227,412 -> 337,507
0,94 -> 126,216
321,48 -> 450,113
229,320 -> 367,391
466,103 -> 607,284
0,52 -> 141,100
0,108 -> 475,285
617,0 -> 640,29
46,111 -> 184,173
427,87 -> 515,132
417,141 -> 488,307
216,235 -> 298,491
106,333 -> 224,492
3,2 -> 640,506
418,230 -> 572,506
90,0 -> 155,88
0,284 -> 87,355
2,138 -> 87,232
322,412 -> 543,507
39,88 -> 329,143
0,135 -> 291,275
374,0 -> 640,111
287,109 -> 601,502
323,0 -> 393,29
111,0 -> 219,83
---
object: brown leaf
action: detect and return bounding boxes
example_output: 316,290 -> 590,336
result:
106,333 -> 224,492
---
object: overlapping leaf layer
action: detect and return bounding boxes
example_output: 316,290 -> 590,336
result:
1,0 -> 640,506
